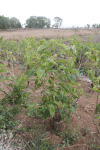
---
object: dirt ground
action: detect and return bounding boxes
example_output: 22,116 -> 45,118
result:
0,64 -> 100,150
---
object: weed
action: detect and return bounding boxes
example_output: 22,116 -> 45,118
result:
81,124 -> 90,136
60,128 -> 79,146
80,66 -> 88,75
22,131 -> 59,150
89,140 -> 100,150
0,103 -> 18,129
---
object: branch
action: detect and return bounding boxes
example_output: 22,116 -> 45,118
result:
0,87 -> 13,99
3,82 -> 13,93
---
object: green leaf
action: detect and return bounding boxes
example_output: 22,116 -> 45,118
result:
37,67 -> 45,79
35,82 -> 43,90
43,109 -> 50,119
71,105 -> 76,114
48,104 -> 55,117
57,60 -> 67,64
42,95 -> 49,103
54,101 -> 61,107
62,102 -> 68,109
0,68 -> 7,73
42,51 -> 52,56
59,75 -> 63,82
27,67 -> 36,79
60,109 -> 66,119
65,114 -> 70,123
95,104 -> 100,114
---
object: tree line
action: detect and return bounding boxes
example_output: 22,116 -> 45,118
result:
0,16 -> 22,29
0,15 -> 63,29
85,24 -> 100,29
1,15 -> 100,30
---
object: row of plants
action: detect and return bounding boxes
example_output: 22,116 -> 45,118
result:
0,35 -> 100,149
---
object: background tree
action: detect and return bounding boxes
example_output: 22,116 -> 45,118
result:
25,16 -> 51,28
92,23 -> 100,28
25,16 -> 37,28
43,17 -> 51,28
86,24 -> 90,28
52,17 -> 63,28
0,16 -> 10,29
36,16 -> 46,28
10,17 -> 22,28
0,16 -> 22,29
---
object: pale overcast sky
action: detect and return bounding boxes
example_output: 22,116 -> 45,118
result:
0,0 -> 100,28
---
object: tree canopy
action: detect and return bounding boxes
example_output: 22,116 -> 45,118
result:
0,15 -> 22,29
25,16 -> 51,28
52,17 -> 63,28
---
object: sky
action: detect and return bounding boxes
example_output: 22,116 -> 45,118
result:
0,0 -> 100,28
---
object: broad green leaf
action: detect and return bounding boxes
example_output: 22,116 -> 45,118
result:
48,104 -> 55,117
65,114 -> 70,123
93,85 -> 100,93
54,101 -> 61,107
71,105 -> 76,114
37,67 -> 45,79
27,67 -> 36,79
60,109 -> 66,119
62,102 -> 68,109
43,109 -> 50,119
0,68 -> 7,73
27,103 -> 39,110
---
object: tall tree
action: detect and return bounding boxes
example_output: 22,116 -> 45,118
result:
25,16 -> 37,28
52,17 -> 63,28
10,17 -> 22,28
0,16 -> 22,29
0,16 -> 10,29
25,16 -> 51,28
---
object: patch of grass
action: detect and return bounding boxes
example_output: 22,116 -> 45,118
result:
19,131 -> 61,150
58,128 -> 79,146
80,66 -> 88,75
89,141 -> 100,150
0,102 -> 18,129
81,124 -> 90,137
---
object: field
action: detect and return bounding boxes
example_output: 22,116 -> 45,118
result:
0,28 -> 100,41
0,29 -> 100,150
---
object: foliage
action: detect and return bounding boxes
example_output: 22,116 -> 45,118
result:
0,101 -> 18,129
0,16 -> 10,29
10,17 -> 22,28
25,16 -> 51,28
92,23 -> 100,28
25,37 -> 82,122
0,34 -> 100,149
52,17 -> 63,28
79,66 -> 88,75
85,24 -> 91,28
0,15 -> 22,29
60,128 -> 79,146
